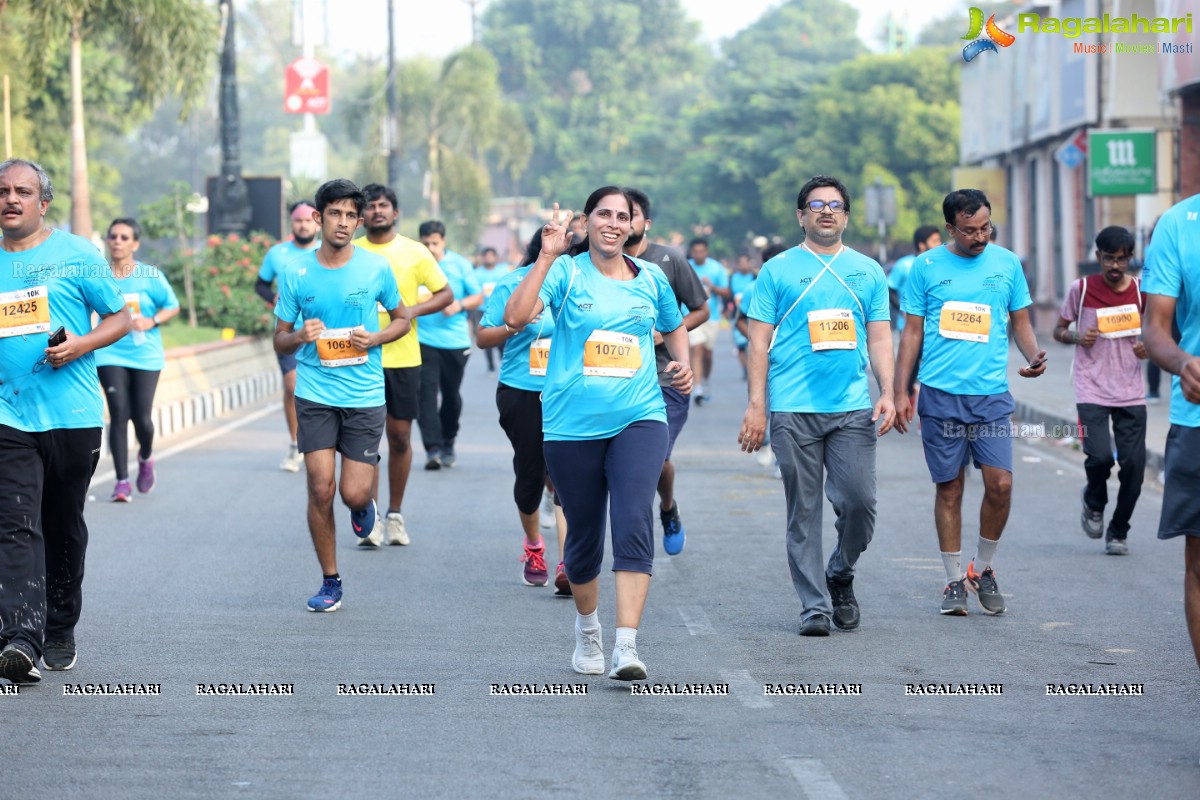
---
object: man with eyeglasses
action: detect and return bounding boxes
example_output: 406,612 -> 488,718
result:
894,188 -> 1046,617
0,159 -> 131,683
1142,192 -> 1200,673
738,175 -> 895,636
1053,226 -> 1147,554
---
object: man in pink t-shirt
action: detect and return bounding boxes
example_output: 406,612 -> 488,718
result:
1054,226 -> 1148,554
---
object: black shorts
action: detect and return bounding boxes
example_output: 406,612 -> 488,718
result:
1158,424 -> 1200,539
295,396 -> 385,465
384,366 -> 420,421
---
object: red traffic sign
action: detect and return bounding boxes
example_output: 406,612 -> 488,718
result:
284,57 -> 329,115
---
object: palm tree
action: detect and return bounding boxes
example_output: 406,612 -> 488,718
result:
24,0 -> 216,239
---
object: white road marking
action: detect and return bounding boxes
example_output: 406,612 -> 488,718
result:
719,669 -> 772,709
783,756 -> 850,800
678,606 -> 714,635
92,403 -> 281,487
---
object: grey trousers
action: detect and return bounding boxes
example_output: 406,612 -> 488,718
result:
771,410 -> 877,622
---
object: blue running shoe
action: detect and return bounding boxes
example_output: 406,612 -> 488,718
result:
350,500 -> 377,539
307,577 -> 342,612
661,502 -> 686,556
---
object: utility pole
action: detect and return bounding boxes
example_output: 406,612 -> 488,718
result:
214,0 -> 251,236
386,0 -> 400,189
464,0 -> 481,45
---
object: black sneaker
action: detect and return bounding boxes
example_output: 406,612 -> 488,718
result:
826,575 -> 860,630
424,449 -> 442,471
42,639 -> 77,671
1104,528 -> 1129,556
0,642 -> 42,684
798,615 -> 831,636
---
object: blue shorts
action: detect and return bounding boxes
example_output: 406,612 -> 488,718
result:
662,385 -> 689,460
917,385 -> 1015,483
1159,424 -> 1200,539
277,352 -> 297,375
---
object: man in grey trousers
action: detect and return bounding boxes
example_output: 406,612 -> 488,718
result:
737,175 -> 896,635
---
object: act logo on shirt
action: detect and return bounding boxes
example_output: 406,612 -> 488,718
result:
940,279 -> 953,287
577,303 -> 593,311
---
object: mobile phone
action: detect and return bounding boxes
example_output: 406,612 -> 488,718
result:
1027,356 -> 1047,369
48,326 -> 66,347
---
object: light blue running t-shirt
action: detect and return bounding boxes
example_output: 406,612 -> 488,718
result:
94,263 -> 179,371
1143,193 -> 1200,428
747,244 -> 888,414
902,244 -> 1031,397
481,265 -> 556,393
418,250 -> 481,350
0,229 -> 126,431
274,247 -> 401,409
536,252 -> 683,441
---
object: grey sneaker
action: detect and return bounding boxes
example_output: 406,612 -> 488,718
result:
608,640 -> 647,681
1081,487 -> 1103,539
0,642 -> 42,683
965,561 -> 1006,615
940,579 -> 969,616
572,623 -> 604,675
440,444 -> 456,468
42,639 -> 77,671
1105,534 -> 1128,556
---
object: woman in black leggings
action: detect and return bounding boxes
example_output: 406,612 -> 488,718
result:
94,218 -> 180,501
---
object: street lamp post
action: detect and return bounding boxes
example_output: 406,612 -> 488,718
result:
214,0 -> 251,236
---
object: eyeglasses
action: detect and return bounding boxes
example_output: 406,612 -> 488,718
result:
803,200 -> 846,214
949,222 -> 993,240
1099,253 -> 1131,267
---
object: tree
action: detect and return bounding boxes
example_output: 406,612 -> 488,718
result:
482,0 -> 708,213
22,0 -> 216,239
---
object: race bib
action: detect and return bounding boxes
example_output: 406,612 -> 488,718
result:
807,309 -> 857,351
583,329 -> 641,378
529,337 -> 551,376
0,285 -> 50,338
124,293 -> 142,317
939,301 -> 991,343
316,327 -> 368,367
1096,304 -> 1141,339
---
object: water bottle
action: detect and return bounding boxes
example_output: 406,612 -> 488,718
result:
132,322 -> 146,346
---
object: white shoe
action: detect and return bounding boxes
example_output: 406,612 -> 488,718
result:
385,512 -> 409,546
572,623 -> 604,675
279,446 -> 303,473
608,640 -> 647,681
755,449 -> 774,468
539,488 -> 555,529
358,517 -> 384,547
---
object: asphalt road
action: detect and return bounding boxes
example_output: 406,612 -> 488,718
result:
4,332 -> 1198,799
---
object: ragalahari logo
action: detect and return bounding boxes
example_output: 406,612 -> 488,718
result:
962,7 -> 1015,62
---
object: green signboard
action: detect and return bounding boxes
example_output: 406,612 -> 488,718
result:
1088,130 -> 1156,196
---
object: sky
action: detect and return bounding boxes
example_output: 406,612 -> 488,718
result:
320,0 -> 967,60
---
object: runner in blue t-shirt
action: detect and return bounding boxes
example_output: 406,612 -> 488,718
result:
738,175 -> 895,637
478,229 -> 569,593
730,254 -> 757,379
0,159 -> 132,683
416,220 -> 484,469
894,189 -> 1046,618
273,180 -> 409,615
94,218 -> 181,502
1142,192 -> 1200,670
686,238 -> 729,405
504,188 -> 691,682
255,200 -> 320,472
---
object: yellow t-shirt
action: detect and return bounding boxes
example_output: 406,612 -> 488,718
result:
355,235 -> 448,368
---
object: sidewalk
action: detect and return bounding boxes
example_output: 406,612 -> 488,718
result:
1005,305 -> 1171,471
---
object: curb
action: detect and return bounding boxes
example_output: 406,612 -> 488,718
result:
1011,397 -> 1166,473
150,369 -> 281,439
